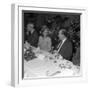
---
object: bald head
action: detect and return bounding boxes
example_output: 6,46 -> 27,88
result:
58,29 -> 68,40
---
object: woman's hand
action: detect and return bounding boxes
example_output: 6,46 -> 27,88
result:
53,50 -> 58,54
24,41 -> 30,49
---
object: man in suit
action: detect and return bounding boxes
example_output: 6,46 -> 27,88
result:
57,29 -> 73,61
26,23 -> 38,47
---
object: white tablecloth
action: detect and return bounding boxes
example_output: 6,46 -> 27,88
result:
24,50 -> 80,79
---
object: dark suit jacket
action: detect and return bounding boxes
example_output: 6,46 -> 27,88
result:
27,31 -> 38,47
58,39 -> 73,60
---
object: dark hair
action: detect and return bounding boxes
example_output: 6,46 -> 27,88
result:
41,27 -> 49,36
60,29 -> 68,38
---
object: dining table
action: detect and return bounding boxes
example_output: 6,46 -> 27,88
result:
24,46 -> 80,79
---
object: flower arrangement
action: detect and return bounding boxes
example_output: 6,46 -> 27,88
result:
24,44 -> 37,61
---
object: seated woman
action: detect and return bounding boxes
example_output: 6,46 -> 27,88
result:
38,27 -> 52,52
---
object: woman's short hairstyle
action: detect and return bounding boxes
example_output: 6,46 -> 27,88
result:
41,26 -> 49,35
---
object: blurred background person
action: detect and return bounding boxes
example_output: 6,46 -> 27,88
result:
38,27 -> 52,52
26,23 -> 38,47
72,46 -> 80,66
72,31 -> 80,66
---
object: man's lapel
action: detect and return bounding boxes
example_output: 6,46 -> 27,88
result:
58,39 -> 67,52
57,41 -> 62,49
